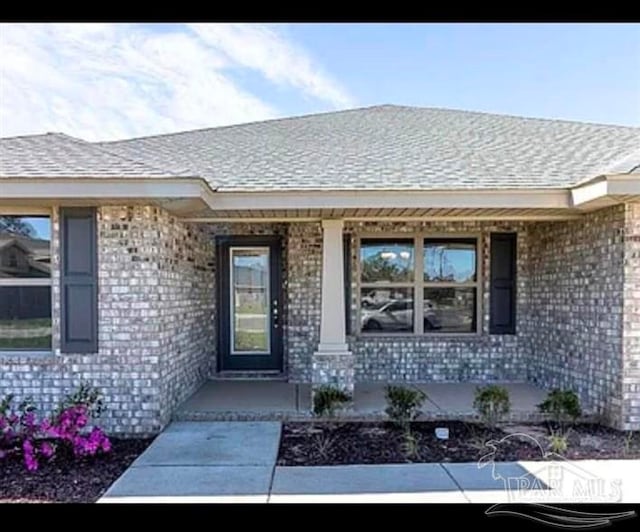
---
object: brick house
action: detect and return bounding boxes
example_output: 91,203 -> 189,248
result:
1,105 -> 639,434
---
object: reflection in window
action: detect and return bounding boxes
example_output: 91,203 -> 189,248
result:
0,216 -> 51,279
0,216 -> 52,350
360,239 -> 414,283
424,239 -> 476,282
357,236 -> 479,335
424,287 -> 476,333
0,286 -> 52,349
360,288 -> 413,333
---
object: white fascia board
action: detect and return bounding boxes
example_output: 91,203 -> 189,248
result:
571,174 -> 640,207
570,177 -> 610,207
0,178 -> 207,199
607,174 -> 640,195
1,179 -> 577,213
205,189 -> 572,211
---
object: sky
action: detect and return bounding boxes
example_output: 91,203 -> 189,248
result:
0,23 -> 638,141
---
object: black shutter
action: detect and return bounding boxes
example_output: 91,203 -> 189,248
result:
489,232 -> 517,334
60,207 -> 98,353
343,233 -> 352,336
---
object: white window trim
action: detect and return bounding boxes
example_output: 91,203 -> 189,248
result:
0,209 -> 54,352
355,232 -> 482,337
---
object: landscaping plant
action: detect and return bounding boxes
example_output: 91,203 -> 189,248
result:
312,433 -> 336,462
312,385 -> 351,417
537,389 -> 581,430
473,385 -> 511,428
621,430 -> 638,457
548,429 -> 569,454
384,384 -> 427,430
400,429 -> 421,460
0,383 -> 111,471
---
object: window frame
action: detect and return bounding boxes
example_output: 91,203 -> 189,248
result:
0,208 -> 54,352
356,232 -> 482,336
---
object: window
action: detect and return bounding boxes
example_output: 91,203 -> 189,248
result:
358,236 -> 480,334
0,215 -> 52,350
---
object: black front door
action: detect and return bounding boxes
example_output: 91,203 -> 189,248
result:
217,236 -> 282,371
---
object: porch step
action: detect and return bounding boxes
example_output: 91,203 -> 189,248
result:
213,371 -> 287,381
174,409 -> 313,422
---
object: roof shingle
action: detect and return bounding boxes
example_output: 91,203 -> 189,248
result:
0,132 -> 190,179
100,105 -> 640,190
2,106 -> 638,190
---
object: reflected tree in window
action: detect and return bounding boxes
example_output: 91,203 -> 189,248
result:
0,217 -> 37,237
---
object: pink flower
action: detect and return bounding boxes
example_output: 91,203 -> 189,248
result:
22,440 -> 38,471
101,438 -> 112,453
22,412 -> 36,428
40,441 -> 55,459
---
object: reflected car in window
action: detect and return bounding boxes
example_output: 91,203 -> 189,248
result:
361,299 -> 441,332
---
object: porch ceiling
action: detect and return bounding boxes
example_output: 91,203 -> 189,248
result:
184,206 -> 582,222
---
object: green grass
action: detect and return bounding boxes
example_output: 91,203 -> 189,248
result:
234,330 -> 267,351
0,318 -> 51,329
0,335 -> 51,349
236,302 -> 267,314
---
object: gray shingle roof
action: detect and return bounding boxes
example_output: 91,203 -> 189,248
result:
100,105 -> 640,191
0,132 -> 190,178
1,106 -> 638,190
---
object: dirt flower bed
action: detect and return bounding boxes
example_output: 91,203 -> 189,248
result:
277,421 -> 640,466
0,438 -> 153,503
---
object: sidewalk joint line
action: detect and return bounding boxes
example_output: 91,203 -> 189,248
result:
438,463 -> 471,503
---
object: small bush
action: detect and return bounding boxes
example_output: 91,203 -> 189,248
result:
548,429 -> 569,454
313,385 -> 351,417
384,385 -> 427,428
312,433 -> 336,461
473,385 -> 511,428
0,382 -> 110,471
538,389 -> 581,428
400,430 -> 421,460
56,381 -> 105,419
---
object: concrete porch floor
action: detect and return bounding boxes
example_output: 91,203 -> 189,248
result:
175,380 -> 548,422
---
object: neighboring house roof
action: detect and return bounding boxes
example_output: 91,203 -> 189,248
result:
0,232 -> 49,255
0,232 -> 51,278
99,105 -> 640,191
1,105 -> 638,192
0,132 -> 192,179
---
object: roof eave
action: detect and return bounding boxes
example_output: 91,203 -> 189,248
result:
571,174 -> 640,210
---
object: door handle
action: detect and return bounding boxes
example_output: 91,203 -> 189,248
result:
272,299 -> 279,329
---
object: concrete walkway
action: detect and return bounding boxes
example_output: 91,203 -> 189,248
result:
100,421 -> 640,503
101,422 -> 281,503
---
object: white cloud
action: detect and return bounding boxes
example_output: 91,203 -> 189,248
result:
0,23 -> 353,141
189,23 -> 354,108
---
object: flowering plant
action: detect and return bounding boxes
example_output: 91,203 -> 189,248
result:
0,384 -> 111,471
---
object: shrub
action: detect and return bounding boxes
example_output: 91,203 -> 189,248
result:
0,383 -> 111,471
548,429 -> 569,454
473,385 -> 511,428
312,385 -> 351,417
311,433 -> 336,461
384,385 -> 427,429
538,389 -> 581,428
400,430 -> 421,460
56,381 -> 105,419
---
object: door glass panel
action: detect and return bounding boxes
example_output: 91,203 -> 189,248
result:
231,247 -> 270,354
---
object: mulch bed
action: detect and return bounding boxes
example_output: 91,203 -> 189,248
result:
277,421 -> 640,466
0,438 -> 154,503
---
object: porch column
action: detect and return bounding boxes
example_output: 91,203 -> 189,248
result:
313,219 -> 355,395
318,219 -> 349,352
